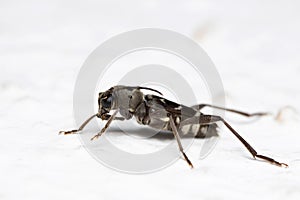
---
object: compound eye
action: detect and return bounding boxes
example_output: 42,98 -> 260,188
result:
101,95 -> 112,108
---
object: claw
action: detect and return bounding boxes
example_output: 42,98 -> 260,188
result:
276,161 -> 289,168
59,130 -> 79,135
253,112 -> 271,116
90,134 -> 100,141
255,154 -> 288,168
273,161 -> 289,168
280,163 -> 289,168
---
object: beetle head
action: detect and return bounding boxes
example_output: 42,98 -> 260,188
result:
98,90 -> 114,116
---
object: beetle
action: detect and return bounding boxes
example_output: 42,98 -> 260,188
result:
59,85 -> 288,168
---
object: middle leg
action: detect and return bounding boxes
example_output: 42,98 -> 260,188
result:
169,114 -> 194,168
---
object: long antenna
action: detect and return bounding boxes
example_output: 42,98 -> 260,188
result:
137,86 -> 163,96
112,85 -> 163,96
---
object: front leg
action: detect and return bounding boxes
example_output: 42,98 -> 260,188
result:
59,114 -> 98,135
59,113 -> 125,135
90,110 -> 118,141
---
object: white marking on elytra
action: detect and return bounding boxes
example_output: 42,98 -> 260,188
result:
200,126 -> 208,134
160,99 -> 165,104
191,124 -> 200,133
175,106 -> 182,110
175,116 -> 180,124
161,117 -> 170,122
181,125 -> 190,135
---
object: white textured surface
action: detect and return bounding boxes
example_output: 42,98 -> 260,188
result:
1,0 -> 300,200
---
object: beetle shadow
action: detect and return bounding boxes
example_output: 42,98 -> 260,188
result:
107,126 -> 219,140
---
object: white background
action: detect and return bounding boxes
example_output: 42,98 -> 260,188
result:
1,0 -> 300,199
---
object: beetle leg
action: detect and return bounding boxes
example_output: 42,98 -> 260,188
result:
182,114 -> 288,167
59,112 -> 125,135
169,114 -> 194,168
90,110 -> 118,141
59,114 -> 98,135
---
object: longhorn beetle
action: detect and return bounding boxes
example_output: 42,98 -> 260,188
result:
59,85 -> 288,168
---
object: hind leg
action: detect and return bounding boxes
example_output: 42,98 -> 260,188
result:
180,114 -> 288,167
